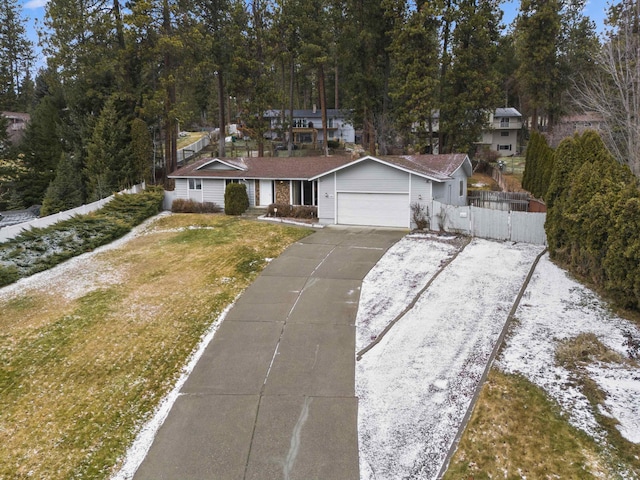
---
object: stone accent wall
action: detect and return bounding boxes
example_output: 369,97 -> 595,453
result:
275,181 -> 290,204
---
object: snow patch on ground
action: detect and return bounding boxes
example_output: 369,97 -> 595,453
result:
498,254 -> 640,445
355,235 -> 459,351
357,238 -> 544,479
0,214 -> 167,303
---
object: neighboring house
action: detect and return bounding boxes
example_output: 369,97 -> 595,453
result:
169,153 -> 472,229
263,108 -> 356,144
477,107 -> 523,156
412,108 -> 523,156
545,112 -> 604,148
1,111 -> 30,144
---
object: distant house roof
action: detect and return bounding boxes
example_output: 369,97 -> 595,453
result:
264,109 -> 351,119
169,154 -> 471,183
494,107 -> 521,118
1,111 -> 30,122
426,107 -> 521,120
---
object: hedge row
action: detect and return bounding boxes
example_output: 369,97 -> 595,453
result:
545,131 -> 640,310
171,199 -> 222,213
267,203 -> 317,219
0,187 -> 164,288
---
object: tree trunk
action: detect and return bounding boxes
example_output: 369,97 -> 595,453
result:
334,62 -> 339,110
288,58 -> 295,156
217,73 -> 226,157
319,64 -> 329,156
438,0 -> 452,153
162,0 -> 176,183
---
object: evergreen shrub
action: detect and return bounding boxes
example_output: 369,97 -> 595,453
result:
224,183 -> 249,215
0,187 -> 164,288
171,199 -> 222,213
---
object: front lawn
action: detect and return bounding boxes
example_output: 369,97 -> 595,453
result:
0,214 -> 311,479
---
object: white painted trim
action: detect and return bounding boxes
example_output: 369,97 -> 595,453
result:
309,155 -> 453,182
195,158 -> 246,171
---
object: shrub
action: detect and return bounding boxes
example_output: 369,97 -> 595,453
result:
171,199 -> 221,213
0,188 -> 165,288
267,203 -> 293,217
291,205 -> 317,219
224,183 -> 249,215
267,204 -> 317,219
410,202 -> 430,230
327,140 -> 340,149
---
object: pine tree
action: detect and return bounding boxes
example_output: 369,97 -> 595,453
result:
85,97 -> 130,201
130,117 -> 152,185
18,93 -> 65,207
41,153 -> 83,216
388,1 -> 441,152
440,0 -> 502,154
515,0 -> 562,130
0,0 -> 34,111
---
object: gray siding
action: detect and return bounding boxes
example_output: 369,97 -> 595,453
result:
409,175 -> 432,229
175,179 -> 188,199
317,173 -> 336,224
245,180 -> 256,207
336,160 -> 409,193
432,173 -> 467,206
203,179 -> 225,206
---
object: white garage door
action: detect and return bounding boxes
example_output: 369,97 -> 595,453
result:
337,192 -> 409,228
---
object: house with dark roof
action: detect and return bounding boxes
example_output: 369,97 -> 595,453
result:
168,154 -> 472,229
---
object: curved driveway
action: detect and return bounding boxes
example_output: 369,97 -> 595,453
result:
133,226 -> 405,480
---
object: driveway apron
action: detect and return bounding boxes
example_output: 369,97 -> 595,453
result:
133,226 -> 405,480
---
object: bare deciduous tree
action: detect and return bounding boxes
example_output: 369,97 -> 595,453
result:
574,1 -> 640,177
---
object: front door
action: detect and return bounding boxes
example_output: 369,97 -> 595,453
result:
259,180 -> 273,206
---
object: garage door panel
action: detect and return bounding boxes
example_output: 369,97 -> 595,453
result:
337,193 -> 409,228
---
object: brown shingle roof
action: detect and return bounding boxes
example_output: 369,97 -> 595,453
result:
169,156 -> 354,180
168,154 -> 470,182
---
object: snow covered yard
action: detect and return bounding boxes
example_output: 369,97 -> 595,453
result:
356,236 -> 544,479
498,254 -> 640,447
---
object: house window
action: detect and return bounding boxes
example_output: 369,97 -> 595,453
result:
329,130 -> 335,139
500,118 -> 510,128
188,178 -> 202,190
459,180 -> 464,197
225,179 -> 241,186
501,131 -> 510,137
498,144 -> 512,151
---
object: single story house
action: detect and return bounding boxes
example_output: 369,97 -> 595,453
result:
168,154 -> 472,229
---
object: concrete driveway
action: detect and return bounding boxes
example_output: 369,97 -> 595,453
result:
133,226 -> 405,480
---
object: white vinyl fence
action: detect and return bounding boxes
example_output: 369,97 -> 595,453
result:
0,183 -> 146,243
177,135 -> 210,164
430,200 -> 547,245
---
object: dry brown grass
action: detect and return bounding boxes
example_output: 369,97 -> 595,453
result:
0,214 -> 311,479
443,370 -> 615,480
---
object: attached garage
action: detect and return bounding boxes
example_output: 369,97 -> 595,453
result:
337,192 -> 409,228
